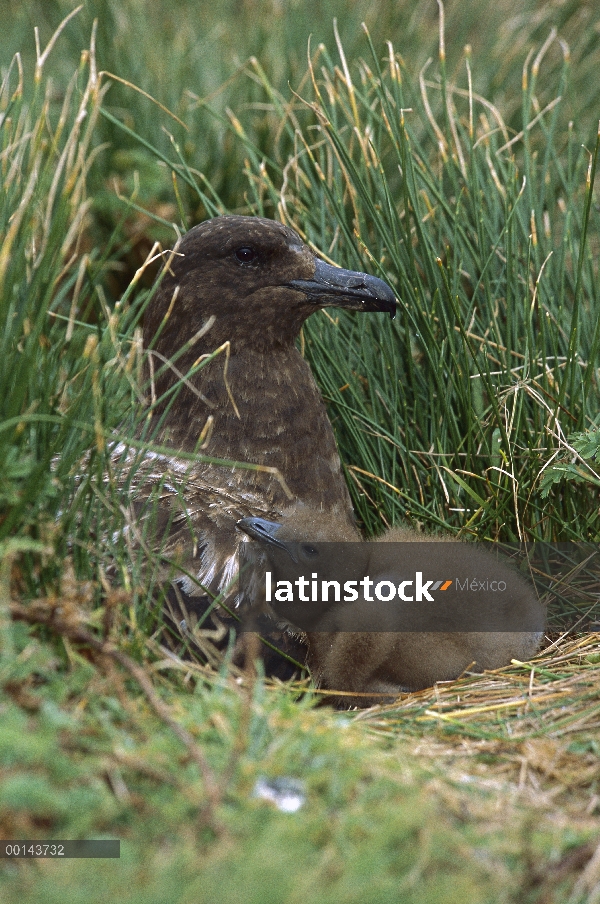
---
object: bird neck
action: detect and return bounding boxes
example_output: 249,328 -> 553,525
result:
145,343 -> 352,510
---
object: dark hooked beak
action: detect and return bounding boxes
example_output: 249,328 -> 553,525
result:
237,517 -> 298,563
285,258 -> 397,319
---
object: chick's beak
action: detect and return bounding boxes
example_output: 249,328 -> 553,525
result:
237,516 -> 301,563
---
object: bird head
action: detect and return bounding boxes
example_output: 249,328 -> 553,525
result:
237,509 -> 372,631
237,507 -> 362,569
144,216 -> 397,356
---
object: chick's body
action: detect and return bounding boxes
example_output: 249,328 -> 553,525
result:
238,509 -> 545,704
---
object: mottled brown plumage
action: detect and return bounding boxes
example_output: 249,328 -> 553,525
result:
237,508 -> 545,705
117,216 -> 395,670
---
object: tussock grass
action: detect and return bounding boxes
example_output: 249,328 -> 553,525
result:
0,18 -> 123,581
2,5 -> 600,903
6,0 -> 600,217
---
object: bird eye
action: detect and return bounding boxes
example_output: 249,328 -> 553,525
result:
235,246 -> 258,264
301,544 -> 319,559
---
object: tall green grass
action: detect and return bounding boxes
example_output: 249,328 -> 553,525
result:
3,0 -> 600,225
267,31 -> 600,543
0,21 -> 150,601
